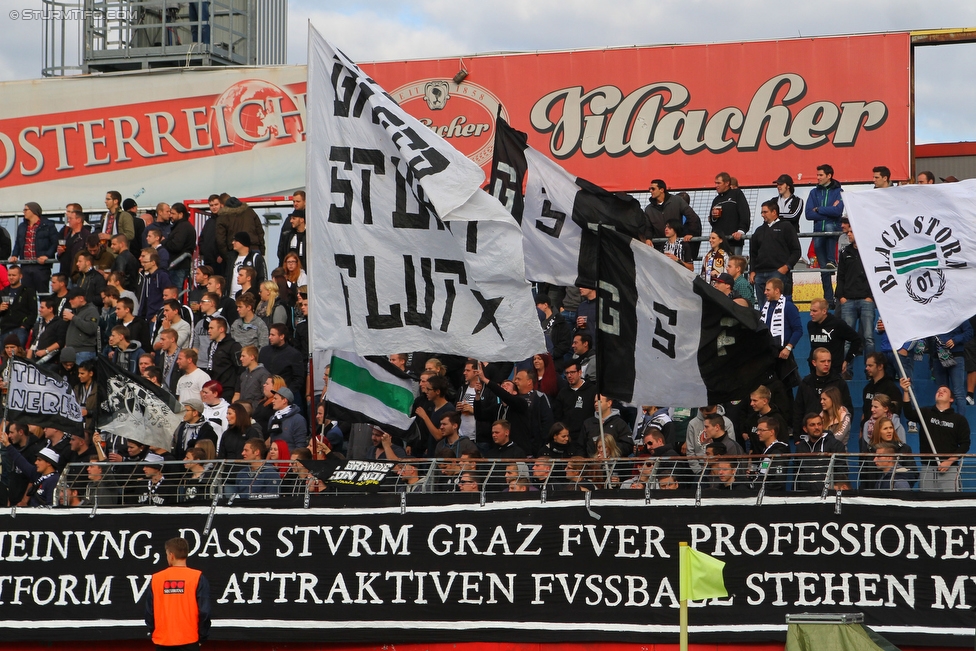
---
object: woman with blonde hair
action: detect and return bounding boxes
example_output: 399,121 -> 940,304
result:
860,393 -> 906,451
862,416 -> 918,488
257,281 -> 288,327
820,386 -> 851,445
193,439 -> 216,460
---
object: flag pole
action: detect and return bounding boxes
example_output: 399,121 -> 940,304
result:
679,541 -> 689,651
892,353 -> 940,463
594,224 -> 607,461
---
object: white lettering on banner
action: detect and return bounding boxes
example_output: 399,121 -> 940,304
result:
8,360 -> 82,422
530,74 -> 888,159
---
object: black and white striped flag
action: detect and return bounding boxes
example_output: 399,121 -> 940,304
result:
595,227 -> 777,406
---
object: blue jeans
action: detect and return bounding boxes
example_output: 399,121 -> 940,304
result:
884,351 -> 914,380
753,270 -> 787,309
75,351 -> 97,365
840,298 -> 876,357
932,357 -> 967,414
169,267 -> 189,295
813,233 -> 838,304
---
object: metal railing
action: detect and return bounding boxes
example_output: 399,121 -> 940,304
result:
39,452 -> 973,513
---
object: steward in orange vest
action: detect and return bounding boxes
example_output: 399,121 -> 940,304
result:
145,537 -> 211,650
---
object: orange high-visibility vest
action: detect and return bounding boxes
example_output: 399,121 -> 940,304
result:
150,566 -> 202,646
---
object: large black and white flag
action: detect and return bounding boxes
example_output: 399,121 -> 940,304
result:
305,28 -> 544,361
596,227 -> 777,406
96,357 -> 182,451
488,117 -> 647,286
6,357 -> 84,435
845,180 -> 976,349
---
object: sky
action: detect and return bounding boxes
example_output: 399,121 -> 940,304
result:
0,0 -> 972,143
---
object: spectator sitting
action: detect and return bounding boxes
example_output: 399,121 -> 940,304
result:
871,442 -> 913,490
218,402 -> 262,460
228,438 -> 280,499
137,453 -> 176,506
265,387 -> 307,451
172,398 -> 218,460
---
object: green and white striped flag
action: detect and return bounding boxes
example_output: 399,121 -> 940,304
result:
326,351 -> 417,432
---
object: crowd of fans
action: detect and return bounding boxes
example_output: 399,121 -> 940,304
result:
0,166 -> 972,507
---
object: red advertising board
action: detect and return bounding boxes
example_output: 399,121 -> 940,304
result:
360,33 -> 911,190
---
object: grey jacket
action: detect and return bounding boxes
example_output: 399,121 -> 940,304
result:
65,302 -> 100,352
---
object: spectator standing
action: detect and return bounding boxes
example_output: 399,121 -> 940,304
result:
63,288 -> 99,364
259,324 -> 306,405
206,317 -> 241,396
806,298 -> 862,378
11,202 -> 59,292
109,235 -> 140,293
277,209 -> 307,268
709,172 -> 751,255
137,249 -> 171,321
176,349 -> 211,404
805,164 -> 844,307
231,294 -> 269,349
216,197 -> 266,264
750,200 -> 801,300
835,227 -> 876,368
0,266 -> 37,346
99,190 -> 135,242
237,346 -> 270,406
644,179 -> 702,256
57,203 -> 91,278
771,174 -> 804,233
163,202 -> 196,292
901,377 -> 970,492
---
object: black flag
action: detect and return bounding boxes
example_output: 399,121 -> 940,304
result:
96,357 -> 183,450
5,357 -> 84,435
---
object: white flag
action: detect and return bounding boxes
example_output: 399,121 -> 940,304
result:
844,180 -> 976,348
305,26 -> 544,361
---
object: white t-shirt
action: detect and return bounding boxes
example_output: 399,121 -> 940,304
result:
230,254 -> 247,295
459,386 -> 477,440
177,368 -> 211,403
203,399 -> 230,446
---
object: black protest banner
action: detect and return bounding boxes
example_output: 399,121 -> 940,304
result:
304,458 -> 396,491
1,496 -> 974,647
5,357 -> 84,434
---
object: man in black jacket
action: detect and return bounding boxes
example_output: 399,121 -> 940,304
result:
793,348 -> 854,438
806,298 -> 862,377
551,361 -> 597,448
478,363 -> 553,455
258,324 -> 306,406
795,413 -> 848,490
109,235 -> 140,293
835,226 -> 876,365
750,200 -> 801,299
0,266 -> 37,346
582,394 -> 634,457
901,377 -> 971,492
74,251 -> 107,309
644,179 -> 702,256
862,353 -> 902,428
163,202 -> 197,292
709,172 -> 751,254
206,317 -> 241,396
28,297 -> 68,365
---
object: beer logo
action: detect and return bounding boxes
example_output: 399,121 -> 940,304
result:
391,78 -> 509,169
874,216 -> 967,305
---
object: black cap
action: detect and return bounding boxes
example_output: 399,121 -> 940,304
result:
67,287 -> 86,300
289,208 -> 306,219
122,198 -> 137,211
233,231 -> 251,247
773,174 -> 793,187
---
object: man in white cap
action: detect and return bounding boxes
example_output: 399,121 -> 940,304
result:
0,429 -> 60,506
138,453 -> 176,506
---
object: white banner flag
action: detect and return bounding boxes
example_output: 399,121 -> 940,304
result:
305,27 -> 544,361
844,180 -> 976,349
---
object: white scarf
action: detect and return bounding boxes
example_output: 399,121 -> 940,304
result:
761,295 -> 787,346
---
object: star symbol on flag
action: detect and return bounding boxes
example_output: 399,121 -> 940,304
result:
471,291 -> 504,339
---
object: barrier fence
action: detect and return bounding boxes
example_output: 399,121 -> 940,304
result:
46,451 -> 965,511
